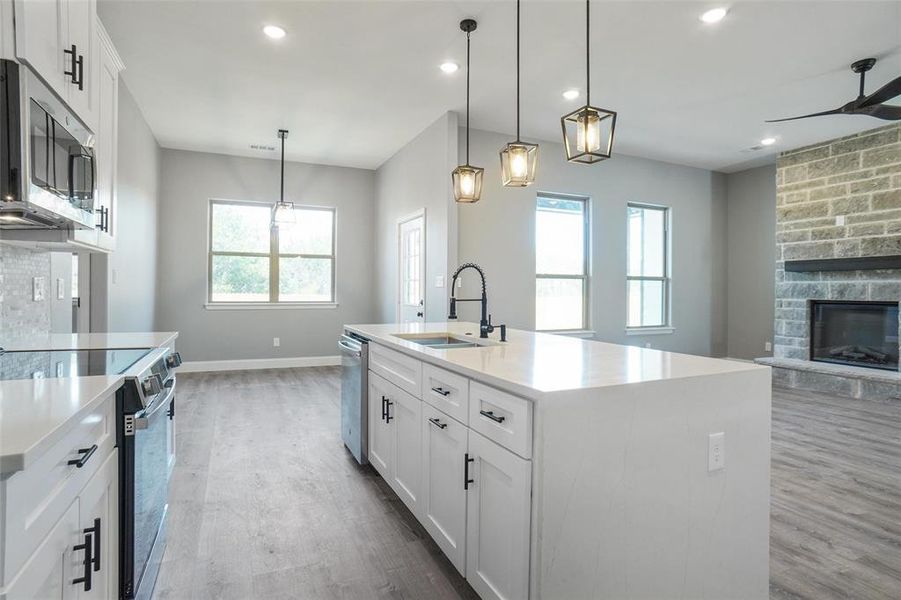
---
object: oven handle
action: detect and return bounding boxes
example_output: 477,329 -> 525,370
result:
134,378 -> 176,429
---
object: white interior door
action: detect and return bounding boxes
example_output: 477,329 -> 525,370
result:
398,212 -> 425,324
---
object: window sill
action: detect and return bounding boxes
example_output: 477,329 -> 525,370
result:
625,326 -> 675,336
540,329 -> 596,339
204,302 -> 339,311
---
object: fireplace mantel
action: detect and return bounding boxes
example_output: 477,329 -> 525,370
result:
785,255 -> 901,272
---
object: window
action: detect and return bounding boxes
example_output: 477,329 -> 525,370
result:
535,194 -> 589,331
208,200 -> 335,304
627,203 -> 669,328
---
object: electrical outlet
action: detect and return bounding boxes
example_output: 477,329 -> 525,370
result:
273,337 -> 280,347
765,341 -> 772,352
435,275 -> 445,288
112,269 -> 118,284
456,277 -> 463,288
32,277 -> 45,301
835,215 -> 846,226
57,278 -> 65,300
708,432 -> 725,472
644,342 -> 652,348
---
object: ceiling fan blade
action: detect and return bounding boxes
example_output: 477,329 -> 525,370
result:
765,107 -> 844,123
858,75 -> 901,108
854,104 -> 901,120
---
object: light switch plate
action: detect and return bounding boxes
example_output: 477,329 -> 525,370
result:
57,278 -> 65,299
273,337 -> 280,347
765,341 -> 772,352
708,432 -> 725,472
435,275 -> 445,288
33,276 -> 46,301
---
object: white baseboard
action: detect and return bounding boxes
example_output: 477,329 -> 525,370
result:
178,355 -> 341,373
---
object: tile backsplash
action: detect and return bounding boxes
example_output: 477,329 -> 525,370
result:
0,245 -> 52,345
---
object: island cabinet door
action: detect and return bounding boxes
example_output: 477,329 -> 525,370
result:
420,404 -> 467,574
389,386 -> 422,517
368,374 -> 394,479
78,449 -> 118,600
466,430 -> 532,600
4,500 -> 80,600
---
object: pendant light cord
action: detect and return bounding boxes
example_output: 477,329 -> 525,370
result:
585,0 -> 590,107
466,28 -> 471,165
515,0 -> 520,141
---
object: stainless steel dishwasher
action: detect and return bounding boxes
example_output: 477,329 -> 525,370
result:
339,331 -> 369,464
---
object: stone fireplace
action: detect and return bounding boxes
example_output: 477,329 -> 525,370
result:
757,123 -> 901,401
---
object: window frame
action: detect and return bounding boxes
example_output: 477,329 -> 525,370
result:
534,192 -> 591,332
206,198 -> 337,307
626,202 -> 671,330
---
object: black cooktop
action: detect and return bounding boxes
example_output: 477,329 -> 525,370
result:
0,348 -> 153,380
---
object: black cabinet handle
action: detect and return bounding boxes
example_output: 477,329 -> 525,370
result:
84,518 -> 100,571
75,53 -> 84,90
63,44 -> 78,83
428,417 -> 447,430
464,453 -> 475,490
167,399 -> 175,420
381,395 -> 387,421
431,386 -> 450,397
68,444 -> 98,468
479,410 -> 506,424
73,532 -> 93,591
385,399 -> 394,423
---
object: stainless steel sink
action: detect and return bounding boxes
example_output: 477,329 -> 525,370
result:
393,333 -> 484,349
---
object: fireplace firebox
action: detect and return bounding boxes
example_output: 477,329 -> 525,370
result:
809,301 -> 900,371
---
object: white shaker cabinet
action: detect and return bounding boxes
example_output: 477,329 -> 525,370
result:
13,0 -> 98,132
92,21 -> 123,251
465,430 -> 532,600
78,449 -> 118,600
421,403 -> 468,574
368,373 -> 394,478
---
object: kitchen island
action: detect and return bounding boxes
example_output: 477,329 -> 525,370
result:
345,322 -> 770,600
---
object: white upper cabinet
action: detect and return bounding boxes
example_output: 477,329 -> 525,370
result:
92,20 -> 123,251
14,0 -> 99,132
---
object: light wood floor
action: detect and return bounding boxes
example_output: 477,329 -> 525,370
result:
154,368 -> 901,600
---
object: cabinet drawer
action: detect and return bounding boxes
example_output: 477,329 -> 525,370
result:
1,393 -> 115,587
369,343 -> 422,398
422,363 -> 469,425
469,382 -> 532,459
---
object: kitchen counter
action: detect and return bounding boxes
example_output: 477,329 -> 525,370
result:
0,331 -> 178,476
345,321 -> 765,400
1,331 -> 178,351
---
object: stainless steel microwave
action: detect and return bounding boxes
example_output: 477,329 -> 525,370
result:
0,59 -> 96,229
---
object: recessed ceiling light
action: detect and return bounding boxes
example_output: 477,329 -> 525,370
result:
263,25 -> 286,39
700,7 -> 728,24
440,61 -> 459,74
562,89 -> 580,100
760,137 -> 777,146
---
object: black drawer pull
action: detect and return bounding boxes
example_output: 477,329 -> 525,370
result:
479,410 -> 505,424
84,518 -> 101,571
431,386 -> 451,397
428,417 -> 447,429
464,453 -> 475,490
73,532 -> 93,591
68,445 -> 98,468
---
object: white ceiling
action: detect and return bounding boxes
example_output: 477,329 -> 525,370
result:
98,0 -> 901,173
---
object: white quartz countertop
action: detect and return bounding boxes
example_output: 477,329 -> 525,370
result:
346,322 -> 767,400
0,331 -> 178,476
2,331 -> 178,351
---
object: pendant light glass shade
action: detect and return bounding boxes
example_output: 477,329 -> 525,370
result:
453,19 -> 484,204
500,0 -> 538,186
499,141 -> 538,186
561,0 -> 617,165
452,165 -> 484,203
562,106 -> 616,163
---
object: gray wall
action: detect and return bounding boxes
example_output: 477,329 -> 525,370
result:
156,149 -> 376,361
374,112 -> 459,322
456,127 -> 728,357
102,81 -> 162,332
725,165 -> 776,360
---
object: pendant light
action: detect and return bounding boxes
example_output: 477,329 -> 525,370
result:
271,129 -> 295,226
560,0 -> 617,164
499,0 -> 538,186
452,19 -> 484,204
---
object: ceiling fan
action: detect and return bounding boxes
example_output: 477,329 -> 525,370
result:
767,58 -> 901,122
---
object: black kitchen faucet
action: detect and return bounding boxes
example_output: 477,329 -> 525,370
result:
447,263 -> 506,341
